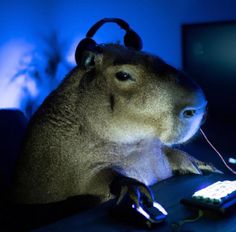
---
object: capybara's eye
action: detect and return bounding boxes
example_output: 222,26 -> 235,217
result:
115,71 -> 133,81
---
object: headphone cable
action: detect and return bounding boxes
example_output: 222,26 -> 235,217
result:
200,128 -> 236,174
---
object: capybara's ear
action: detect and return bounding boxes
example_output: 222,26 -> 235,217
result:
75,37 -> 102,70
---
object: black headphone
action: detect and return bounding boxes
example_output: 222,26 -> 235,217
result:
75,18 -> 143,68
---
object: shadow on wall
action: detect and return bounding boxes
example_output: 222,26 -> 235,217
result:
0,33 -> 73,118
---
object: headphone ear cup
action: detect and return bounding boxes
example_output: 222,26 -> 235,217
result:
75,38 -> 97,66
124,29 -> 143,51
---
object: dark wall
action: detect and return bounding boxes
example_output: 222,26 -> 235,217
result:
182,21 -> 236,120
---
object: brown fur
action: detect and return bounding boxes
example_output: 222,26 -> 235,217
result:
12,44 -> 215,204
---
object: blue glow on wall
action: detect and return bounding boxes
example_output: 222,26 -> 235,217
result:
0,0 -> 236,117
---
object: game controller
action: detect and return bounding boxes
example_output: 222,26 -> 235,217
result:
113,190 -> 168,228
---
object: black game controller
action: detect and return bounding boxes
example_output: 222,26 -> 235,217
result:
112,190 -> 168,228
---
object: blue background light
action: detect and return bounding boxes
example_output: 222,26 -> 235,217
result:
0,0 -> 236,117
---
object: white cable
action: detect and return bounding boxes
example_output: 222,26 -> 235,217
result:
200,128 -> 236,175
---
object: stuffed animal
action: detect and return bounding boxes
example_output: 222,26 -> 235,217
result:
12,18 -> 216,205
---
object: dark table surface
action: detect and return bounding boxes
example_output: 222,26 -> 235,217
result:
33,173 -> 236,232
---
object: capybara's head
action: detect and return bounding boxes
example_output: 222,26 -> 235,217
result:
76,43 -> 207,145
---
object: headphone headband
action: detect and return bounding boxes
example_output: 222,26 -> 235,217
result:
75,18 -> 143,67
86,18 -> 130,38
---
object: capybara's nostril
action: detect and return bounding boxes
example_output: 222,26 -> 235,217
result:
180,106 -> 205,119
183,109 -> 196,118
180,102 -> 207,120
